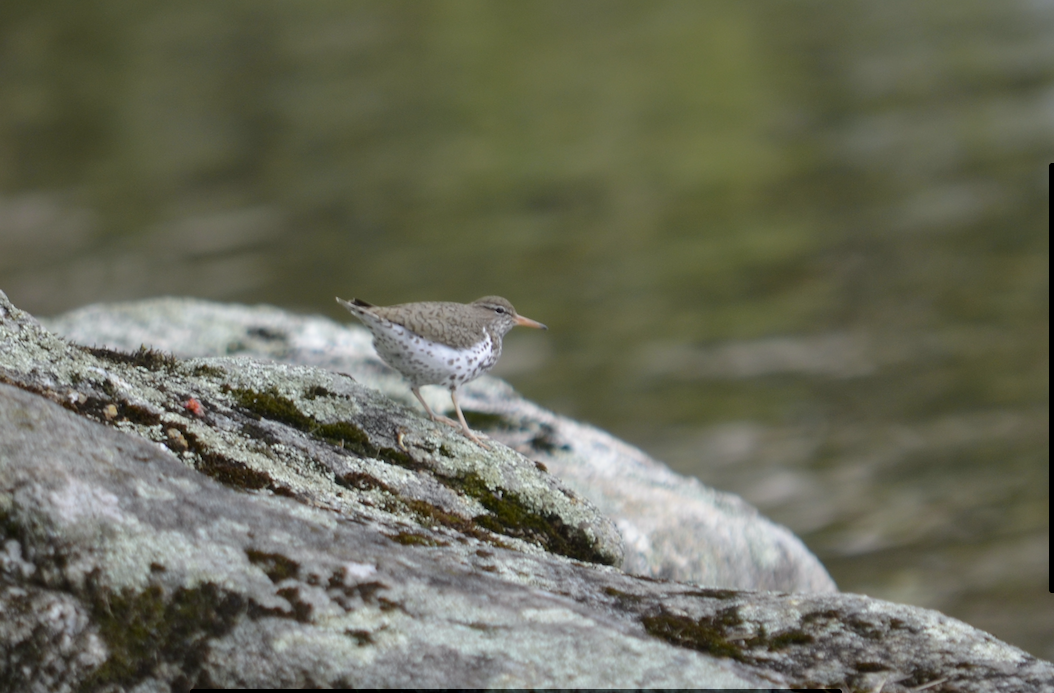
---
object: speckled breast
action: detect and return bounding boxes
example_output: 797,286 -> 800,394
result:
371,324 -> 500,389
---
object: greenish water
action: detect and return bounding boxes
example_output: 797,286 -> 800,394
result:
1,1 -> 1050,659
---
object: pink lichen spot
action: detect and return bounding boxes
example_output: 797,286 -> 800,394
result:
184,398 -> 204,417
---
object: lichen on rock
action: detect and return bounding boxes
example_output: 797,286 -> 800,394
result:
4,290 -> 1051,691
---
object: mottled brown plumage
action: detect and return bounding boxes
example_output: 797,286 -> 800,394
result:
336,295 -> 547,447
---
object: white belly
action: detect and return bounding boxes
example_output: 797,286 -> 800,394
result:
372,325 -> 497,389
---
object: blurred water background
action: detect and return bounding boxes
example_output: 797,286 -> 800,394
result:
1,0 -> 1050,659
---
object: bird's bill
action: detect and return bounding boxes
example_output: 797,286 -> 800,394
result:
515,315 -> 548,330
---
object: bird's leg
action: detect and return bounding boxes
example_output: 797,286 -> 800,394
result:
450,388 -> 490,449
412,387 -> 459,427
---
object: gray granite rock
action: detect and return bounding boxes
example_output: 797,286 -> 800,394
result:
43,295 -> 836,592
9,293 -> 623,570
4,290 -> 1052,690
0,382 -> 763,690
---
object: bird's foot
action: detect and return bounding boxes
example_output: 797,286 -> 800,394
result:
459,427 -> 491,450
425,412 -> 491,449
431,414 -> 461,428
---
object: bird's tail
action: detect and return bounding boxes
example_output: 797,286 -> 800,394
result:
336,297 -> 375,310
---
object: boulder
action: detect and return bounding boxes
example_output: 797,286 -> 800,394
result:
42,294 -> 837,592
3,290 -> 1050,690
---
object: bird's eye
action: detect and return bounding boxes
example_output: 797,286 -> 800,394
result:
494,306 -> 506,314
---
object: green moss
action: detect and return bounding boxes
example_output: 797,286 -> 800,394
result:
303,385 -> 336,400
246,549 -> 299,582
99,379 -> 118,398
123,403 -> 164,426
345,629 -> 374,646
326,572 -> 387,606
400,497 -> 510,549
337,471 -> 394,494
642,608 -> 749,662
155,423 -> 281,493
227,387 -> 312,429
223,387 -> 608,562
767,629 -> 814,649
314,420 -> 372,449
854,661 -> 890,673
459,410 -> 512,431
845,615 -> 884,639
0,510 -> 19,542
191,363 -> 226,378
76,396 -> 162,427
83,582 -> 243,690
682,588 -> 740,600
453,471 -> 614,565
321,419 -> 419,470
803,609 -> 842,623
391,531 -> 446,547
84,344 -> 179,373
377,597 -> 402,612
225,386 -> 415,468
643,606 -> 818,664
604,586 -> 638,599
196,452 -> 273,490
276,585 -> 313,622
603,586 -> 646,608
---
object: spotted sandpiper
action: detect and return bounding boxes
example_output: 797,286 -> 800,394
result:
336,295 -> 547,447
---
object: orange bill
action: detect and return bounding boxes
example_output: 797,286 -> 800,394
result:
515,315 -> 548,330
